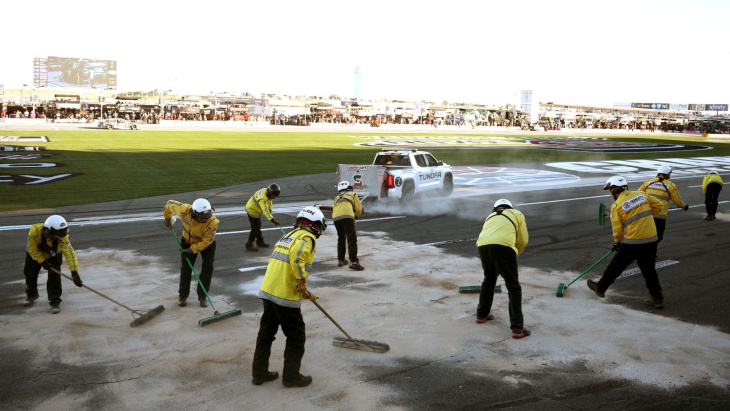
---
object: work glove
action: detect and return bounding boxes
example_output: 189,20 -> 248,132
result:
271,219 -> 280,226
683,204 -> 689,211
164,218 -> 172,228
41,259 -> 52,270
71,271 -> 83,287
612,242 -> 622,252
181,247 -> 194,256
296,279 -> 317,301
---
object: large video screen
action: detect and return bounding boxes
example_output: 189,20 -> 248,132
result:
34,56 -> 117,89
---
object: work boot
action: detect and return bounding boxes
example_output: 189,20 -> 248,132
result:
256,241 -> 270,248
23,295 -> 39,307
178,298 -> 187,307
349,261 -> 365,271
50,303 -> 61,314
199,298 -> 208,308
252,371 -> 279,385
511,327 -> 531,339
337,259 -> 348,267
245,243 -> 258,252
282,374 -> 312,388
644,297 -> 664,309
587,279 -> 605,298
705,215 -> 712,221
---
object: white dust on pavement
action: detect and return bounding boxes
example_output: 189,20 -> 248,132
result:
3,233 -> 729,409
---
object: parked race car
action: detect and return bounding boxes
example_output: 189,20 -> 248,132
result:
97,118 -> 141,130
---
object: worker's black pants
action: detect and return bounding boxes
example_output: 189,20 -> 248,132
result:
654,217 -> 666,243
705,183 -> 722,216
597,241 -> 663,301
335,218 -> 359,262
252,299 -> 306,380
477,244 -> 524,330
247,215 -> 264,245
24,252 -> 63,305
179,240 -> 215,301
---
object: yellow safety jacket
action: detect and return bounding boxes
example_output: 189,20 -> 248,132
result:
26,223 -> 79,271
476,209 -> 528,257
163,200 -> 219,253
610,190 -> 663,244
638,177 -> 687,219
246,188 -> 275,221
258,228 -> 317,308
332,191 -> 363,222
702,173 -> 724,193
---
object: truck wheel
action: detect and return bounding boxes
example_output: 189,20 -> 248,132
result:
401,181 -> 415,202
439,174 -> 454,197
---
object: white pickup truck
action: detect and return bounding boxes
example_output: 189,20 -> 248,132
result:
337,149 -> 454,201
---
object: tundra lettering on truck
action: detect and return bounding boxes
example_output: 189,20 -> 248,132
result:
336,149 -> 454,202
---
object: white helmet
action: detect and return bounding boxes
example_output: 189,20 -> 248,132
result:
657,165 -> 672,175
44,215 -> 69,237
295,206 -> 327,237
337,181 -> 352,191
709,170 -> 718,175
493,199 -> 513,209
603,176 -> 628,190
192,198 -> 213,220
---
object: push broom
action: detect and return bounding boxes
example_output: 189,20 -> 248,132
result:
170,229 -> 241,326
556,249 -> 613,297
50,267 -> 164,327
309,297 -> 390,354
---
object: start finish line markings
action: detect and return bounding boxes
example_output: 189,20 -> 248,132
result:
617,260 -> 679,279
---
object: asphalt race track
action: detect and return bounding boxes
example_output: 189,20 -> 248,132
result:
1,126 -> 729,409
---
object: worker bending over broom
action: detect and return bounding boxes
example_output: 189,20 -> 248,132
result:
252,206 -> 326,388
164,198 -> 219,308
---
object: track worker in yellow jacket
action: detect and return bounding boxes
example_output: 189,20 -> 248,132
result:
332,180 -> 364,270
588,177 -> 666,308
475,199 -> 530,339
702,171 -> 723,221
23,215 -> 83,314
638,165 -> 688,243
252,206 -> 327,388
164,198 -> 219,308
245,184 -> 281,252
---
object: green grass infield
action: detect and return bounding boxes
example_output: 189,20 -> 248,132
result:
1,130 -> 727,212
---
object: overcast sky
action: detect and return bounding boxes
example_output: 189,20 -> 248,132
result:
2,0 -> 729,106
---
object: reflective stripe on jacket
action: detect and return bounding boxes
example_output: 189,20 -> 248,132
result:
638,177 -> 687,219
476,209 -> 529,257
245,188 -> 274,221
702,174 -> 724,193
26,223 -> 79,271
610,190 -> 663,244
332,191 -> 363,222
258,228 -> 317,308
163,200 -> 219,253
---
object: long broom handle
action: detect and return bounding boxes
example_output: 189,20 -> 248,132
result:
566,250 -> 613,287
310,299 -> 356,342
49,266 -> 136,313
169,229 -> 217,311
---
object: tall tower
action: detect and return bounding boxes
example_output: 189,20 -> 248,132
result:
353,66 -> 361,99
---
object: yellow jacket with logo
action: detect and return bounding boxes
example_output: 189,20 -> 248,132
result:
610,190 -> 663,244
476,209 -> 528,257
332,191 -> 363,222
638,177 -> 687,219
702,173 -> 723,193
246,188 -> 275,221
163,200 -> 219,253
26,223 -> 79,271
258,228 -> 317,308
